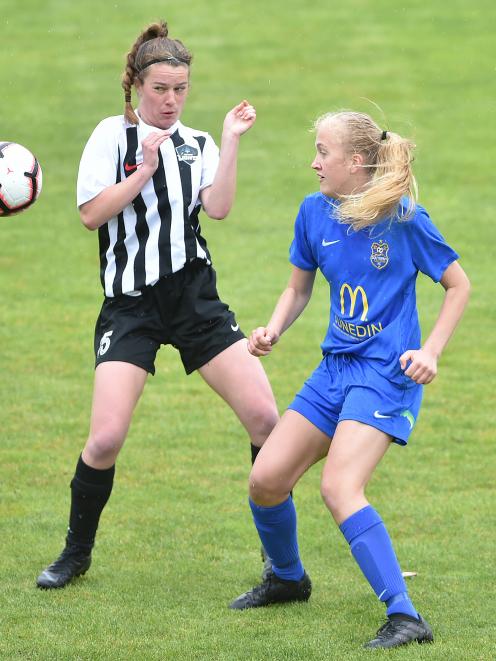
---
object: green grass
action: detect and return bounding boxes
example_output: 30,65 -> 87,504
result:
1,0 -> 495,658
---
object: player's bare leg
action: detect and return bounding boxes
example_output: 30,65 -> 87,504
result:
199,338 -> 280,577
198,338 -> 279,447
320,420 -> 390,523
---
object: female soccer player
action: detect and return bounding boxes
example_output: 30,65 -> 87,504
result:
36,20 -> 278,589
229,111 -> 470,649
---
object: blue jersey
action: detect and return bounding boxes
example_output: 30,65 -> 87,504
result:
289,193 -> 459,384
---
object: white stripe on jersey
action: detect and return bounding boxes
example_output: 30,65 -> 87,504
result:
120,208 -> 141,295
162,139 -> 186,274
104,220 -> 118,297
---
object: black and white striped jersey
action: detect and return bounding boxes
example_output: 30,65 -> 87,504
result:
77,114 -> 219,297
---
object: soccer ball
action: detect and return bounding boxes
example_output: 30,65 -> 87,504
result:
0,142 -> 43,216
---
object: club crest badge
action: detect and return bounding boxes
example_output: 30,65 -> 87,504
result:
370,240 -> 389,270
175,144 -> 199,164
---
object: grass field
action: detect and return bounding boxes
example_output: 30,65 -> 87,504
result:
1,0 -> 495,658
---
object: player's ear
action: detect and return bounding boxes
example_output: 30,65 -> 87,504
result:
349,152 -> 364,174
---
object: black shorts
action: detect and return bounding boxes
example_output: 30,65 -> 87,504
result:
94,260 -> 245,375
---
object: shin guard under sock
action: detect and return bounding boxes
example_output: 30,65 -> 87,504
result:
67,455 -> 115,550
339,505 -> 417,618
249,497 -> 304,581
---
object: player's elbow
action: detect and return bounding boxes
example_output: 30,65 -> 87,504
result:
452,270 -> 471,306
79,205 -> 99,231
205,205 -> 229,221
201,192 -> 231,220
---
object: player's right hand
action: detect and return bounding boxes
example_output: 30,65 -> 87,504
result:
141,130 -> 171,174
248,327 -> 277,356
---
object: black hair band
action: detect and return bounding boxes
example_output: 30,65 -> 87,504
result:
381,130 -> 388,141
137,56 -> 187,72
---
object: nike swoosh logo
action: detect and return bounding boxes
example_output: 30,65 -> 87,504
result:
322,239 -> 340,247
231,323 -> 239,332
374,410 -> 392,419
124,162 -> 143,172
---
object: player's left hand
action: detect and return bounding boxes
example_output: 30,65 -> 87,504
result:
223,100 -> 256,137
399,348 -> 438,384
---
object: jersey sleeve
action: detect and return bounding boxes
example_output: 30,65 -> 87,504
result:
199,133 -> 220,191
76,119 -> 119,207
407,206 -> 460,282
289,200 -> 318,271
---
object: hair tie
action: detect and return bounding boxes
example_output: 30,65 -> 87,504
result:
125,92 -> 131,103
136,55 -> 186,73
381,130 -> 388,141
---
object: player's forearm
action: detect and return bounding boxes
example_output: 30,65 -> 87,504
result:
267,287 -> 313,339
201,132 -> 240,220
422,280 -> 470,358
79,167 -> 154,230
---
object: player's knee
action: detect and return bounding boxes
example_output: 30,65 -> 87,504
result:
245,401 -> 279,446
249,465 -> 291,505
85,427 -> 125,464
320,478 -> 346,518
248,466 -> 271,502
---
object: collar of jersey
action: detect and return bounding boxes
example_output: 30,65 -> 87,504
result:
319,192 -> 339,206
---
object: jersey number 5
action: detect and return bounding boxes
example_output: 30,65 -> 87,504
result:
98,330 -> 114,356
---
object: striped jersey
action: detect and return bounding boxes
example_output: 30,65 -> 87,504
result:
77,113 -> 219,297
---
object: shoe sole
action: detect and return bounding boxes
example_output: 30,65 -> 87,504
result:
36,568 -> 90,590
229,583 -> 311,610
229,596 -> 310,610
364,632 -> 434,649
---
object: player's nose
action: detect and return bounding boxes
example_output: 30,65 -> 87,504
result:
163,89 -> 175,105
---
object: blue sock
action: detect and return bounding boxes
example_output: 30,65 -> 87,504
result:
249,497 -> 304,581
339,505 -> 418,619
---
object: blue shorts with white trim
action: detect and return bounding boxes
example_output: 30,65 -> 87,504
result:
288,353 -> 423,445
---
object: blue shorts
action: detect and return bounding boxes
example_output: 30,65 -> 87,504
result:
288,353 -> 423,445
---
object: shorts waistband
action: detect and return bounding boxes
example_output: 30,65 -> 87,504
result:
156,258 -> 208,282
144,258 -> 209,293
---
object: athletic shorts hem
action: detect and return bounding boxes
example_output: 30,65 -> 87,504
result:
287,400 -> 335,439
338,413 -> 408,446
95,355 -> 156,376
186,331 -> 245,374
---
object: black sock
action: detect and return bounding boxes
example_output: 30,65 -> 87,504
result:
66,455 -> 115,551
251,443 -> 262,465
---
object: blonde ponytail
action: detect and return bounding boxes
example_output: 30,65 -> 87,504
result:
315,112 -> 417,230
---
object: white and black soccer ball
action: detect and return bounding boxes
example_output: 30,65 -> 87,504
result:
0,142 -> 43,216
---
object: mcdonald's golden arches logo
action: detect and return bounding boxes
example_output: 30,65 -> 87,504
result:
340,283 -> 368,321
